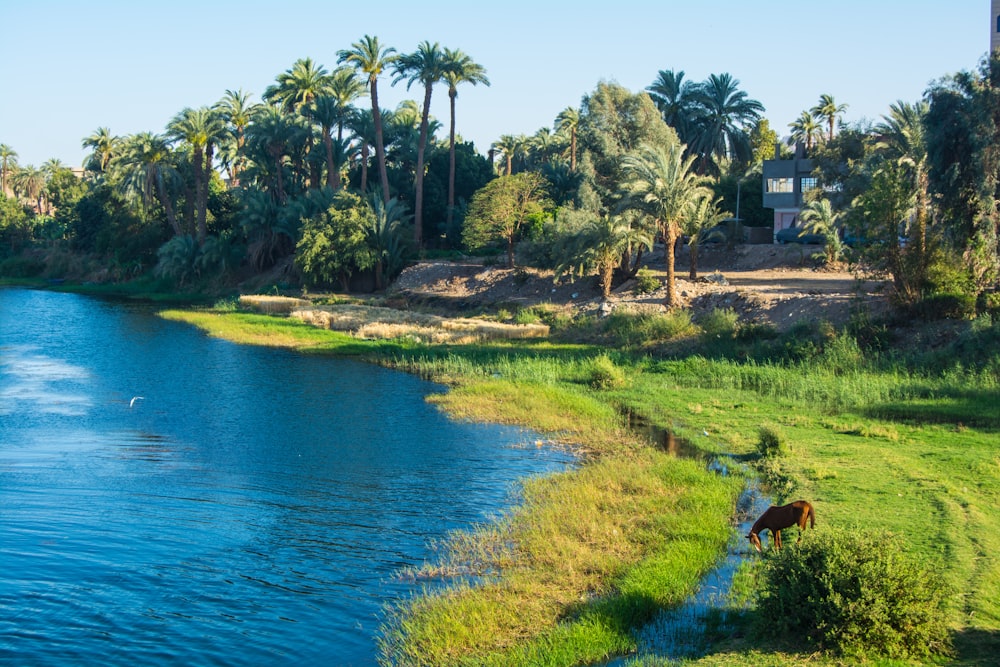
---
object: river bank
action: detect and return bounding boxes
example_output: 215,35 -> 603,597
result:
161,300 -> 1000,666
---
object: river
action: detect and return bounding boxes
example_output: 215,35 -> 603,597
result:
0,287 -> 574,666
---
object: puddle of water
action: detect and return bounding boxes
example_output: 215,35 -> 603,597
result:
605,411 -> 772,665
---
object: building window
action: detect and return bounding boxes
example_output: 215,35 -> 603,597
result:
801,177 -> 818,192
766,178 -> 794,193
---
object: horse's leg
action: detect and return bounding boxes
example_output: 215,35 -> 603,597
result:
775,529 -> 782,550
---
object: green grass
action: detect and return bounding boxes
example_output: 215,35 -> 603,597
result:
162,306 -> 1000,666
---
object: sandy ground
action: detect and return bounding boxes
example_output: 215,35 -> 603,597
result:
388,244 -> 889,332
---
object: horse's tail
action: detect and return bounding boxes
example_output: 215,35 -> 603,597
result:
809,504 -> 816,529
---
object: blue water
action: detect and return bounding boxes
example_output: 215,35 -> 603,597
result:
0,287 -> 574,666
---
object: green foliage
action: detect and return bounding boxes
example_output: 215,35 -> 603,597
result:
154,235 -> 199,285
586,354 -> 627,390
0,194 -> 33,257
698,308 -> 739,339
755,529 -> 951,660
633,267 -> 659,294
755,425 -> 785,458
599,309 -> 697,347
462,172 -> 550,267
295,190 -> 375,290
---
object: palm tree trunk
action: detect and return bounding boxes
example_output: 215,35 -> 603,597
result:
192,146 -> 206,244
413,82 -> 433,247
360,143 -> 370,193
689,243 -> 699,280
570,129 -> 577,172
371,83 -> 390,204
447,89 -> 458,234
664,221 -> 680,307
324,132 -> 337,188
156,174 -> 182,237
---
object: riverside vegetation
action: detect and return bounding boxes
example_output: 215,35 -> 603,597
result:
161,300 -> 1000,666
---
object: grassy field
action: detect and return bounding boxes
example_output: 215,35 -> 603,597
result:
161,304 -> 1000,666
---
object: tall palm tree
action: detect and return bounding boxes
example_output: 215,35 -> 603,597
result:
82,127 -> 118,175
245,106 -> 304,204
264,57 -> 331,114
167,106 -> 227,243
328,66 -> 365,142
690,73 -> 764,172
215,89 -> 260,186
555,107 -> 579,172
306,95 -> 349,189
115,132 -> 182,235
622,140 -> 711,306
393,41 -> 452,247
347,108 -> 377,194
12,164 -> 46,214
876,100 -> 930,255
339,35 -> 398,205
788,110 -> 823,152
442,48 -> 489,232
0,144 -> 18,195
811,94 -> 848,142
492,134 -> 525,176
646,69 -> 698,143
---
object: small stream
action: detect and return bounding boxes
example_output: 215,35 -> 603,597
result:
610,413 -> 772,664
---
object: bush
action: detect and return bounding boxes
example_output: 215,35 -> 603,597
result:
698,308 -> 739,339
586,354 -> 627,390
755,529 -> 950,660
633,267 -> 660,294
756,425 -> 785,458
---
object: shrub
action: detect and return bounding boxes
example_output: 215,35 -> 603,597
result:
586,354 -> 627,390
755,529 -> 950,660
756,425 -> 785,458
633,267 -> 660,295
698,308 -> 739,339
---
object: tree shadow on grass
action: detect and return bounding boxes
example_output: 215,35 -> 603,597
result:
865,387 -> 1000,431
951,627 -> 1000,667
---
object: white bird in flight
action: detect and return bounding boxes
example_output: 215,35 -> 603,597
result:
129,396 -> 145,408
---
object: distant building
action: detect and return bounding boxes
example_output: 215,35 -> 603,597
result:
761,142 -> 816,242
993,0 -> 1000,52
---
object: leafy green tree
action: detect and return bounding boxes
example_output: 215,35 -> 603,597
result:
442,48 -> 489,232
0,193 -> 32,255
679,193 -> 731,279
811,93 -> 848,142
463,172 -> 550,267
423,140 -> 494,246
339,35 -> 398,204
295,190 -> 374,290
622,140 -> 711,306
925,52 -> 1000,289
576,81 -> 679,215
749,118 -> 779,164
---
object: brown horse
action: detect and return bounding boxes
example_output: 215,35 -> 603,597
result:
746,500 -> 815,553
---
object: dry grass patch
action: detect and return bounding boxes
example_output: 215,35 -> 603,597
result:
292,304 -> 549,343
239,295 -> 312,314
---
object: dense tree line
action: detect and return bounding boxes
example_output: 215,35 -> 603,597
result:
2,45 -> 999,315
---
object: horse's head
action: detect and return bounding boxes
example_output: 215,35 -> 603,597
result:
747,532 -> 762,553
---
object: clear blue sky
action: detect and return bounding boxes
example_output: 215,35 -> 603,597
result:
0,1 -> 988,168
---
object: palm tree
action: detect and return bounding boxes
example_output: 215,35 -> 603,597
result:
0,144 -> 18,195
82,127 -> 118,175
690,73 -> 764,172
245,106 -> 304,203
328,66 -> 365,142
366,193 -> 411,289
215,89 -> 260,186
876,100 -> 930,256
811,94 -> 848,142
392,41 -> 452,247
646,69 -> 698,143
800,198 -> 842,264
347,108 -> 377,194
492,134 -> 525,176
264,57 -> 331,113
115,132 -> 182,235
622,140 -> 711,306
555,107 -> 580,172
306,95 -> 348,188
167,106 -> 227,243
788,110 -> 823,152
339,35 -> 398,205
588,212 -> 653,299
12,164 -> 46,214
442,48 -> 489,232
679,193 -> 730,279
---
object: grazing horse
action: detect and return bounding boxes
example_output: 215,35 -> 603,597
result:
747,500 -> 815,553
